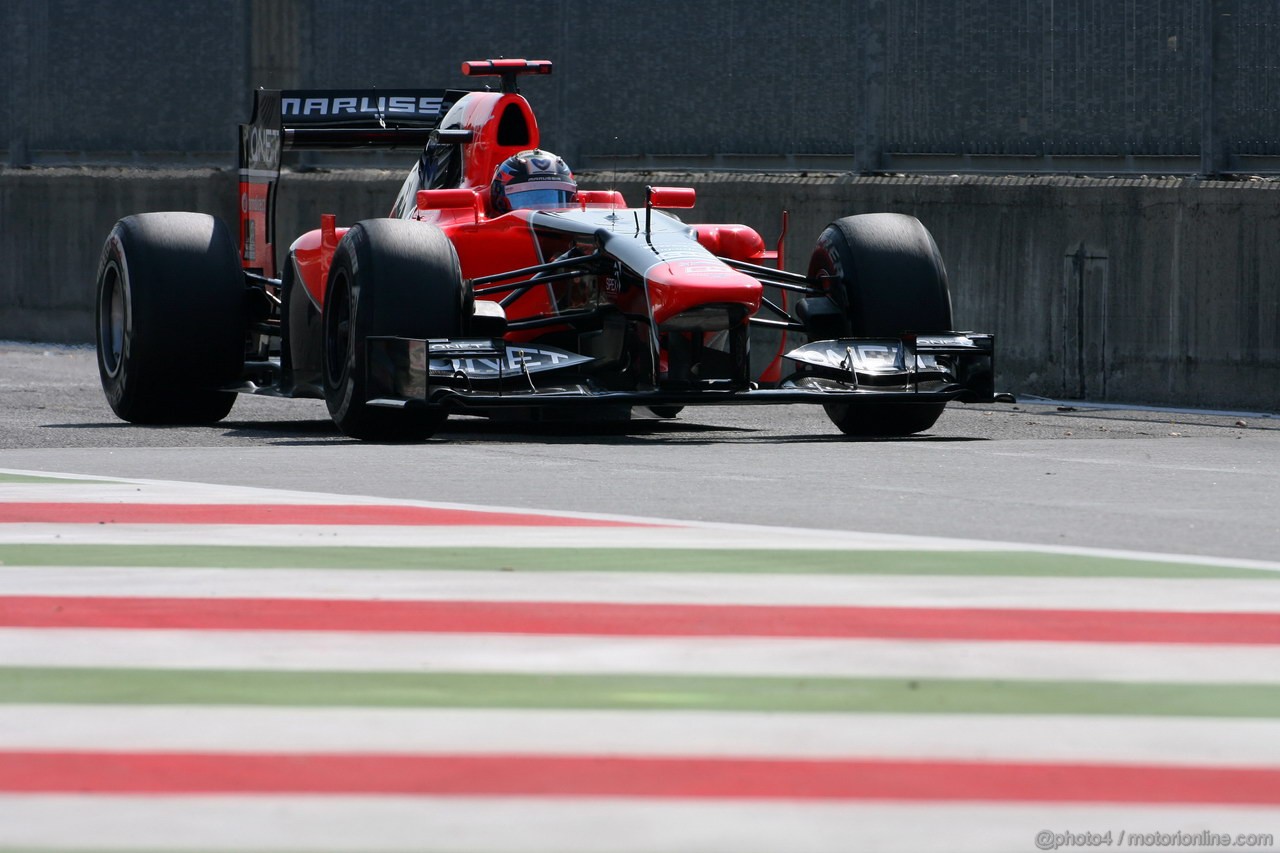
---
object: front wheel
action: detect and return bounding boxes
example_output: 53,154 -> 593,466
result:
807,213 -> 953,437
323,219 -> 466,441
95,213 -> 245,424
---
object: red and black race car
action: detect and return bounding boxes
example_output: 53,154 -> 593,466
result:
95,59 -> 1001,440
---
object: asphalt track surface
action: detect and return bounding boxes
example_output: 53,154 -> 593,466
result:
2,341 -> 1278,562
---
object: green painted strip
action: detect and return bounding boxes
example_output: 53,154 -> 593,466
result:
2,667 -> 1277,717
0,544 -> 1274,578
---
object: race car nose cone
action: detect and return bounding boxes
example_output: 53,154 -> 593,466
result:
645,259 -> 762,327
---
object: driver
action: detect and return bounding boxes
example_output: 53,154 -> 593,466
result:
490,149 -> 577,213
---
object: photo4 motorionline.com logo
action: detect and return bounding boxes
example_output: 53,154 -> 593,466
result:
1035,829 -> 1275,850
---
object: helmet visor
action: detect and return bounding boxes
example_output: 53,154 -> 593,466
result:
505,181 -> 576,210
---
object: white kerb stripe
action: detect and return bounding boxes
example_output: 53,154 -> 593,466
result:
0,523 -> 989,550
4,706 -> 1280,767
1,798 -> 1277,853
2,565 -> 1277,612
2,629 -> 1278,683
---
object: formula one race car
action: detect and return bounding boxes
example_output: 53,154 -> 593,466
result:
95,58 -> 999,440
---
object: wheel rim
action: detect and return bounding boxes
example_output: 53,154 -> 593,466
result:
98,261 -> 127,377
324,272 -> 352,387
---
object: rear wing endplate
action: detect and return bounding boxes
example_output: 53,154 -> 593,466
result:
237,87 -> 470,277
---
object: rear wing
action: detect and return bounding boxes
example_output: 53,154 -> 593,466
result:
237,87 -> 470,277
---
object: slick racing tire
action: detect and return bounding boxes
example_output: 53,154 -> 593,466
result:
95,212 -> 245,424
807,213 -> 953,437
323,219 -> 466,441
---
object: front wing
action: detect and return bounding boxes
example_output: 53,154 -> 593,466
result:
363,333 -> 999,411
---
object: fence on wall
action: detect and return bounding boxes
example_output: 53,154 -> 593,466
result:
3,0 -> 1276,176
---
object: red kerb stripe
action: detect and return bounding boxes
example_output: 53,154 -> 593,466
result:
2,752 -> 1278,804
2,596 -> 1277,644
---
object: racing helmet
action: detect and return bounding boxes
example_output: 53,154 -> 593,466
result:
491,149 -> 577,213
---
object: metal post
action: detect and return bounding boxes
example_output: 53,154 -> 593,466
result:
854,0 -> 886,174
1200,0 -> 1230,177
250,0 -> 303,89
6,3 -> 33,167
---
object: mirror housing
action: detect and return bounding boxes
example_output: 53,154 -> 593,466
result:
416,189 -> 478,212
576,189 -> 626,208
646,186 -> 697,209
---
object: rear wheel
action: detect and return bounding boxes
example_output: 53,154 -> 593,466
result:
95,213 -> 245,424
806,213 -> 952,437
323,219 -> 466,441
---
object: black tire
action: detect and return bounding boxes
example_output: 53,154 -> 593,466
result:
95,212 -> 245,424
323,219 -> 466,441
807,213 -> 953,437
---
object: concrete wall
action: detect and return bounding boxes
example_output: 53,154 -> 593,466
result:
638,173 -> 1280,412
5,1 -> 1279,172
3,168 -> 1276,411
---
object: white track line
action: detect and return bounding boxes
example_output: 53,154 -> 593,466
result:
4,523 -> 1280,566
3,566 -> 1279,612
4,706 -> 1280,767
7,466 -> 1280,571
0,474 -> 689,524
0,523 -> 1003,551
4,628 -> 1278,683
6,467 -> 1280,571
0,483 -> 443,506
0,797 -> 1276,853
